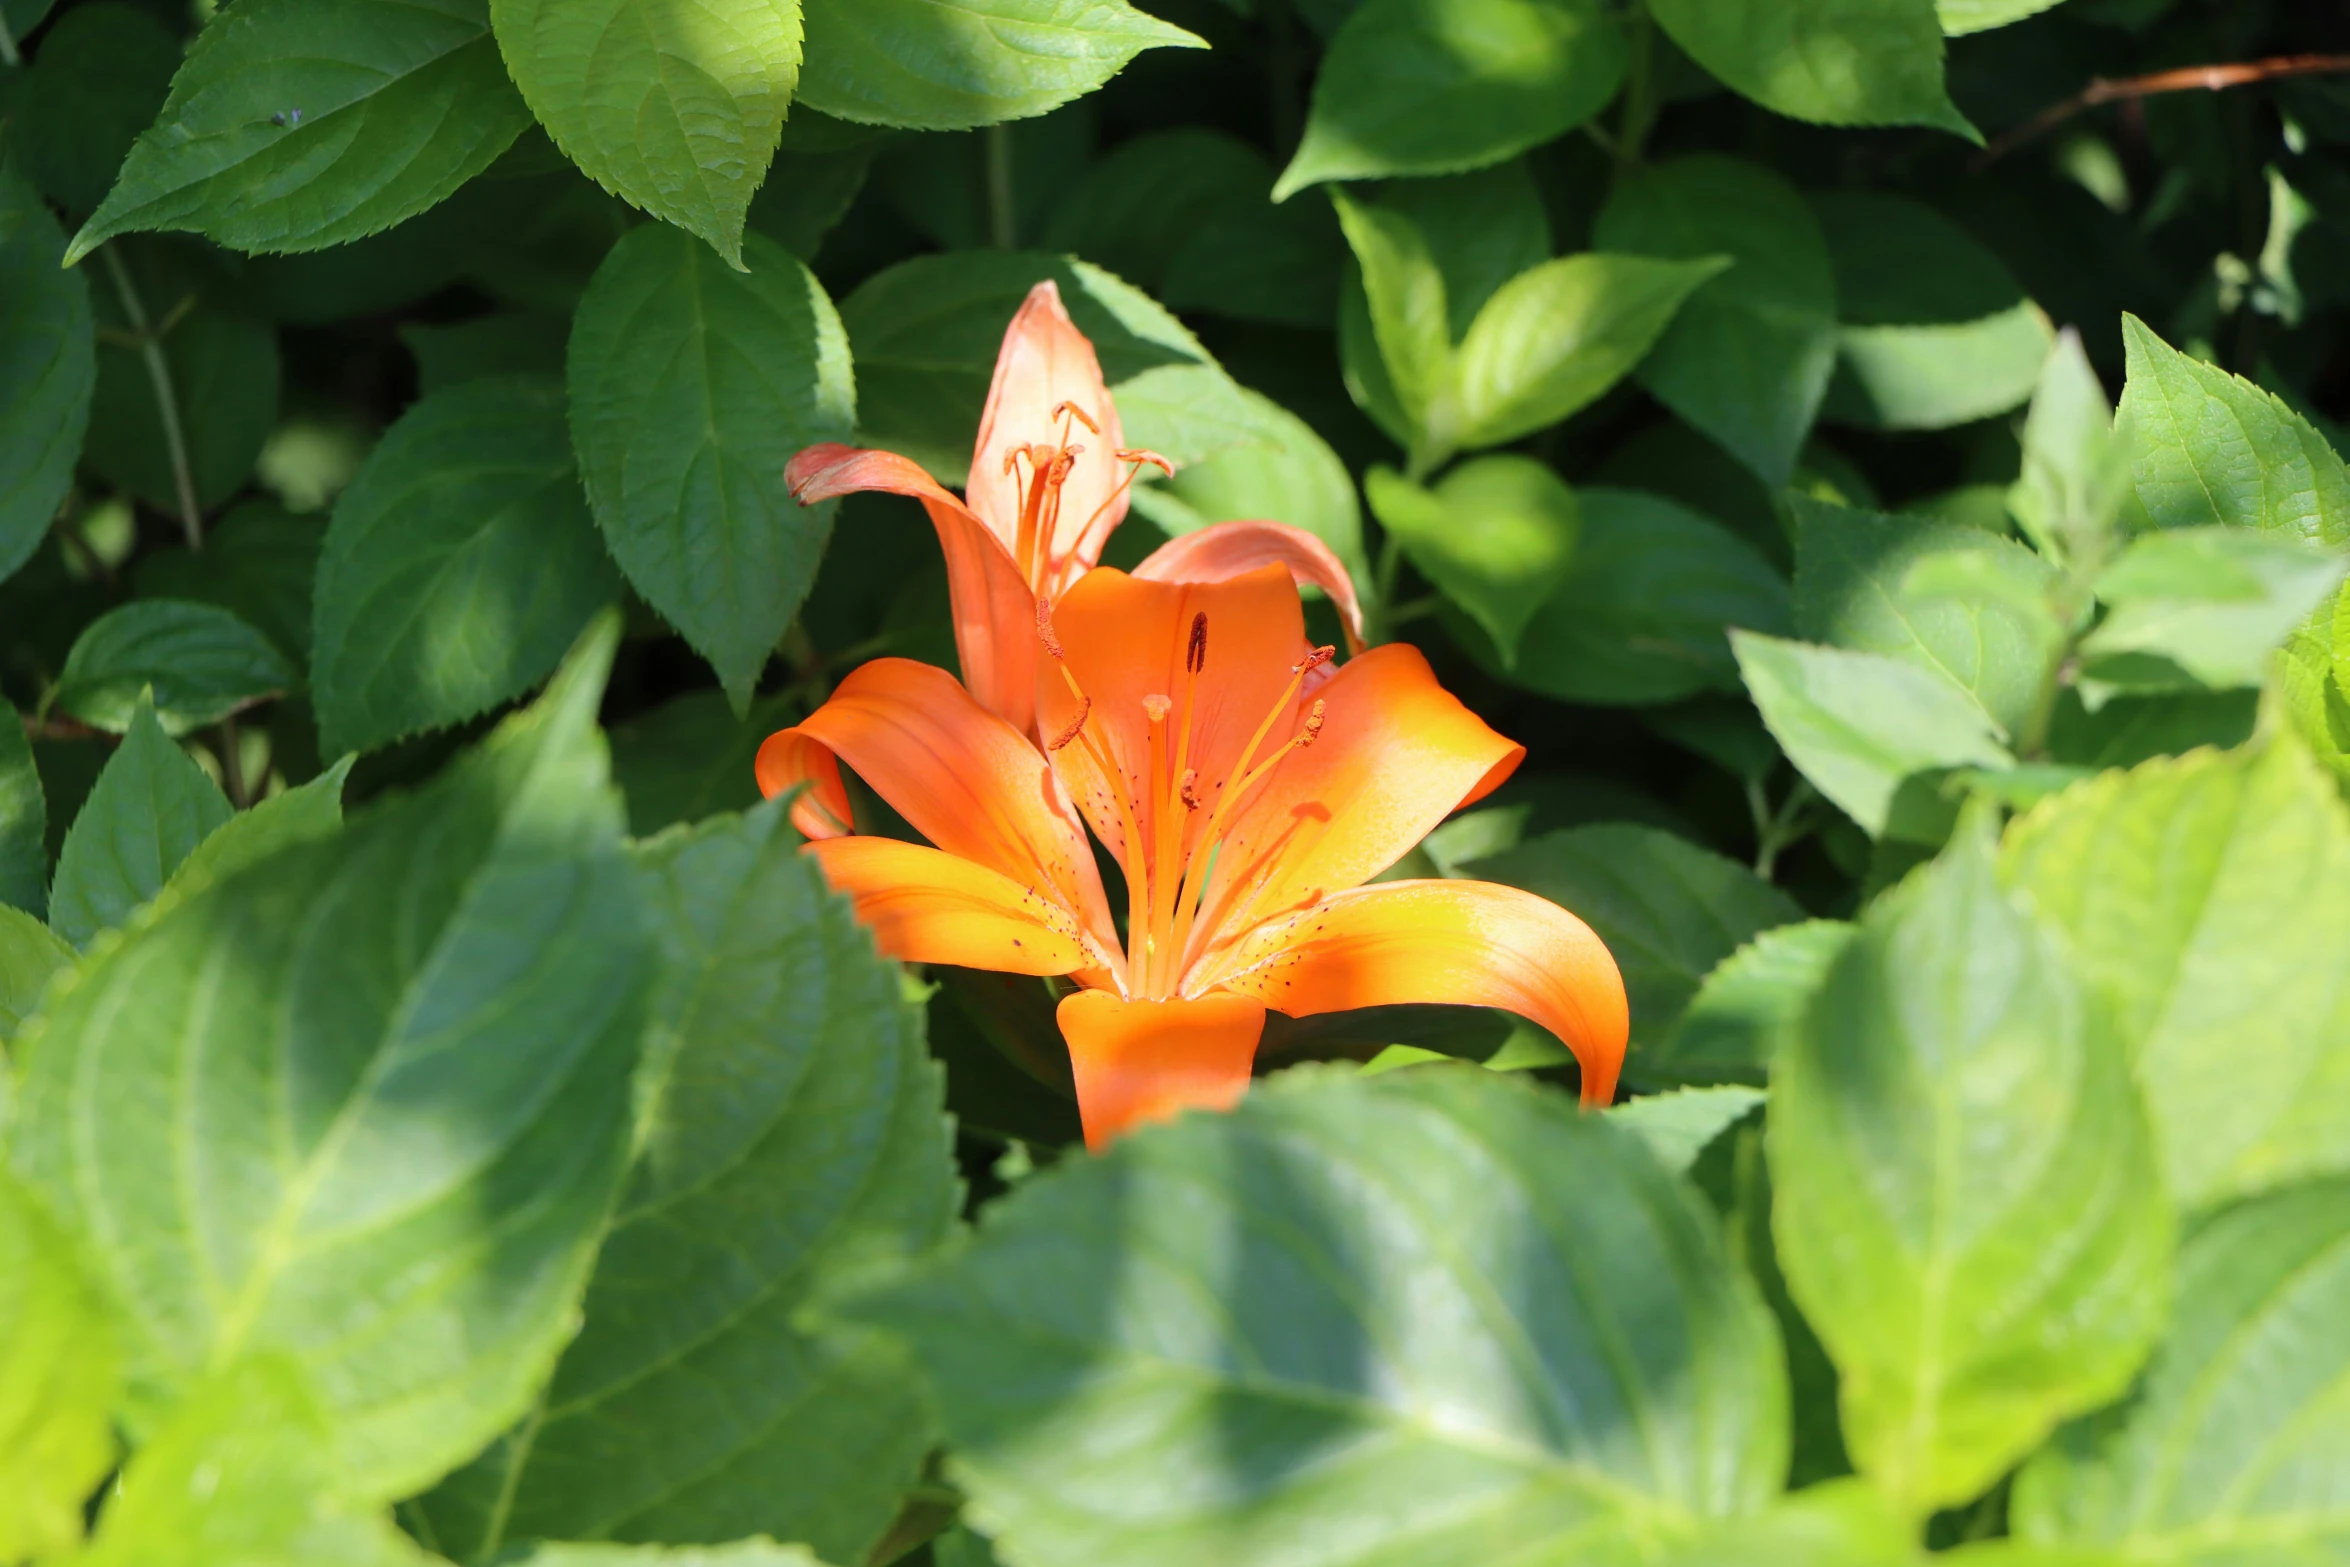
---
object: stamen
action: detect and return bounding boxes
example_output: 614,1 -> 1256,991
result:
1052,400 -> 1101,436
1294,644 -> 1336,675
1118,448 -> 1176,478
1300,698 -> 1326,746
1046,696 -> 1091,752
1036,597 -> 1066,661
1186,613 -> 1208,675
1181,768 -> 1202,809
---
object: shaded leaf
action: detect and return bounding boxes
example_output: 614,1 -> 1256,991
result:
52,599 -> 295,736
1653,920 -> 1854,1088
0,704 -> 43,917
164,755 -> 353,902
1608,1085 -> 1765,1174
0,165 -> 94,587
132,499 -> 326,661
47,695 -> 233,949
13,3 -> 178,214
1130,388 -> 1369,593
610,689 -> 794,838
0,907 -> 71,1041
85,282 -> 281,518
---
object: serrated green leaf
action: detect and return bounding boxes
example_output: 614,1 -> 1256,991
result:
13,3 -> 178,214
1594,156 -> 1840,487
1653,919 -> 1854,1088
2011,329 -> 2131,571
2121,314 -> 2350,546
164,755 -> 352,902
1607,1085 -> 1765,1174
0,1168 -> 118,1562
1382,161 -> 1555,341
1129,387 -> 1369,594
47,695 -> 233,949
491,0 -> 802,265
0,165 -> 94,588
0,905 -> 73,1041
1331,189 -> 1452,465
312,374 -> 621,756
1770,825 -> 2173,1515
12,624 -> 649,1502
2011,1178 -> 2350,1560
2081,527 -> 2350,694
1939,0 -> 2068,33
2278,619 -> 2350,786
1647,1480 -> 1917,1567
1273,0 -> 1625,196
421,801 -> 955,1562
1733,631 -> 2013,838
796,0 -> 1202,131
0,703 -> 43,917
857,1066 -> 1789,1567
85,278 -> 282,518
609,688 -> 794,838
2001,735 -> 2350,1210
1365,456 -> 1578,663
132,499 -> 325,661
570,225 -> 854,709
52,599 -> 295,736
510,1543 -> 832,1567
1471,823 -> 1803,1056
1645,0 -> 1972,135
68,0 -> 532,261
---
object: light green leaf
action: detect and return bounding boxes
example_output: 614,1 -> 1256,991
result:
1791,494 -> 2065,739
2081,528 -> 2350,694
1481,488 -> 1790,705
570,225 -> 854,709
0,703 -> 43,917
47,695 -> 233,950
1594,156 -> 1840,487
857,1066 -> 1789,1567
12,625 -> 650,1501
1653,919 -> 1854,1088
85,283 -> 281,518
1608,1085 -> 1766,1173
610,688 -> 795,838
164,756 -> 353,902
1453,253 -> 1728,451
1644,0 -> 1972,135
491,0 -> 802,265
0,165 -> 94,586
1129,387 -> 1369,593
12,3 -> 179,214
420,802 -> 955,1564
1939,0 -> 2068,33
511,1543 -> 832,1567
1381,160 -> 1554,339
1274,0 -> 1626,196
2001,734 -> 2350,1210
1366,457 -> 1578,663
797,0 -> 1203,130
1470,823 -> 1803,1055
1733,631 -> 2014,838
67,0 -> 533,261
1647,1480 -> 1917,1567
2008,329 -> 2131,573
2121,313 -> 2350,547
312,373 -> 621,756
0,1169 -> 118,1563
2278,618 -> 2350,787
52,599 -> 295,736
1331,189 -> 1453,463
1770,824 -> 2173,1515
0,906 -> 74,1041
2011,1178 -> 2350,1560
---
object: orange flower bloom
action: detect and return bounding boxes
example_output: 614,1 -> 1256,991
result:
784,280 -> 1364,737
757,564 -> 1627,1150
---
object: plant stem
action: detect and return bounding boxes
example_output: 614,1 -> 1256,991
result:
1749,776 -> 1818,881
99,245 -> 205,550
984,124 -> 1018,250
1977,53 -> 2350,166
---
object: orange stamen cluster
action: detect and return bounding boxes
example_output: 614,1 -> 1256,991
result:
1001,401 -> 1174,594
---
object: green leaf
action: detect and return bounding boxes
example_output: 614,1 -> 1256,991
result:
1499,488 -> 1793,705
2010,1178 -> 2350,1559
2278,618 -> 2350,786
13,3 -> 178,214
610,689 -> 794,838
0,1169 -> 118,1563
0,905 -> 73,1041
1470,823 -> 1803,1056
1381,160 -> 1554,340
47,695 -> 233,949
1273,0 -> 1626,196
1453,253 -> 1728,451
857,1066 -> 1789,1567
1644,0 -> 1972,135
1769,824 -> 2173,1515
490,0 -> 803,265
132,499 -> 325,661
422,802 -> 956,1562
510,1544 -> 832,1567
1366,456 -> 1578,663
1733,631 -> 2014,839
2001,734 -> 2350,1210
1791,495 -> 2065,739
0,704 -> 43,917
1652,920 -> 1854,1088
52,599 -> 295,736
1129,388 -> 1369,593
85,283 -> 282,518
402,311 -> 571,394
1938,0 -> 2068,33
0,165 -> 94,587
67,0 -> 533,261
1594,156 -> 1840,487
11,624 -> 649,1502
2121,314 -> 2350,546
1331,189 -> 1452,465
312,373 -> 621,756
570,225 -> 855,709
2011,329 -> 2132,571
164,755 -> 353,902
1649,1481 -> 1916,1567
796,0 -> 1203,131
2081,527 -> 2350,694
1608,1085 -> 1765,1174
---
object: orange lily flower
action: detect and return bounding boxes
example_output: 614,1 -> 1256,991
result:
756,563 -> 1627,1150
784,280 -> 1365,737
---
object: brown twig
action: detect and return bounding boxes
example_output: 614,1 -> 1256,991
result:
1977,53 -> 2350,167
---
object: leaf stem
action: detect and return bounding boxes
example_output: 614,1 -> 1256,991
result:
984,124 -> 1018,250
99,245 -> 205,550
1977,53 -> 2350,166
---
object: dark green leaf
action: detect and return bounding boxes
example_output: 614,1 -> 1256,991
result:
1643,0 -> 1971,135
0,1168 -> 118,1563
1383,160 -> 1553,339
13,3 -> 178,214
46,695 -> 233,949
163,755 -> 352,902
1607,1085 -> 1765,1173
610,689 -> 794,838
132,499 -> 325,661
52,599 -> 295,736
311,374 -> 621,755
1653,919 -> 1853,1087
1366,456 -> 1577,663
0,165 -> 93,586
0,907 -> 70,1042
0,704 -> 42,917
400,312 -> 570,395
85,280 -> 281,518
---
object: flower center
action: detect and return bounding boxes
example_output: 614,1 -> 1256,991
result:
1002,401 -> 1172,595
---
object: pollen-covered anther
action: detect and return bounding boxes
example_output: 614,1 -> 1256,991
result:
1036,597 -> 1067,661
1300,699 -> 1327,747
1047,696 -> 1092,752
1185,612 -> 1208,674
1119,448 -> 1176,478
1052,400 -> 1102,435
1294,644 -> 1337,675
1180,768 -> 1202,809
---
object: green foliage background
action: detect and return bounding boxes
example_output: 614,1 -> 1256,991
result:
3,0 -> 2350,1562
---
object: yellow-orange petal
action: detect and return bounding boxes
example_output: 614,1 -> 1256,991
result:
1193,879 -> 1627,1106
753,726 -> 855,840
1056,989 -> 1267,1151
784,442 -> 1042,732
1186,642 -> 1521,958
1133,519 -> 1368,652
755,658 -> 1119,961
808,837 -> 1099,976
968,280 -> 1131,579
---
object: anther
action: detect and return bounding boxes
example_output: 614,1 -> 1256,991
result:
1300,699 -> 1327,747
1142,694 -> 1172,723
1036,597 -> 1066,661
1293,644 -> 1336,675
1119,449 -> 1176,478
1047,696 -> 1091,752
1186,613 -> 1208,675
1052,401 -> 1101,435
1180,768 -> 1202,809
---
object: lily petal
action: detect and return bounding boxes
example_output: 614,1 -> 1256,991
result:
1134,519 -> 1368,651
968,281 -> 1131,587
809,837 -> 1101,976
785,442 -> 1044,732
1188,642 -> 1521,957
1195,879 -> 1628,1106
756,657 -> 1119,961
1056,989 -> 1267,1150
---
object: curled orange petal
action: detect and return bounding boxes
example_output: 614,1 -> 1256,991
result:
968,281 -> 1131,580
809,837 -> 1100,976
1133,519 -> 1368,652
1056,989 -> 1267,1150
